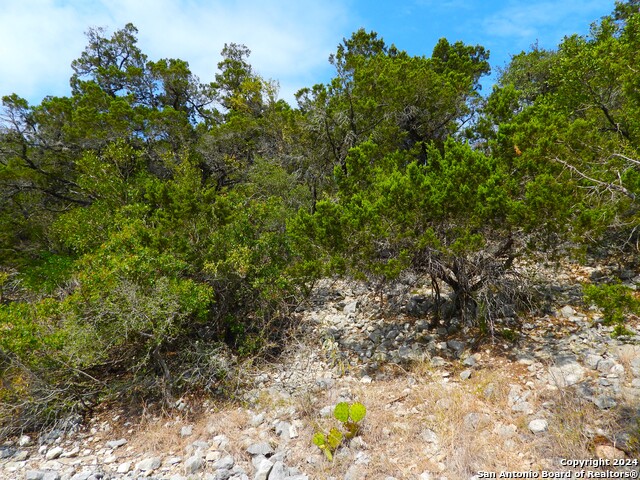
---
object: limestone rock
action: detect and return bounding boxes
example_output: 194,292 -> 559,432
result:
274,420 -> 293,439
70,472 -> 92,480
593,395 -> 617,410
595,444 -> 625,460
247,442 -> 274,457
529,419 -> 548,434
105,438 -> 127,449
548,357 -> 585,387
268,461 -> 288,480
252,456 -> 274,480
185,454 -> 203,474
25,471 -> 45,480
13,450 -> 30,461
45,446 -> 63,460
116,462 -> 131,474
136,456 -> 162,472
213,454 -> 235,470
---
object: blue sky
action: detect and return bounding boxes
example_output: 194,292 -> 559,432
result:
0,0 -> 616,106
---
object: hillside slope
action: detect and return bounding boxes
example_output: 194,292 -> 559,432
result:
2,261 -> 639,480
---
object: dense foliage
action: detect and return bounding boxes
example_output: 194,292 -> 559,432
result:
1,2 -> 639,436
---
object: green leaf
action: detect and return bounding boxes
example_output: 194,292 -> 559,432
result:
327,427 -> 343,450
312,432 -> 326,447
333,402 -> 349,423
321,446 -> 333,461
349,402 -> 367,422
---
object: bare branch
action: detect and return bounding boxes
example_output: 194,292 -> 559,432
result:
610,152 -> 640,166
553,156 -> 637,202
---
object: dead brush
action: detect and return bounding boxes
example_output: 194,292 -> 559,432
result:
537,386 -> 599,462
131,414 -> 186,455
431,383 -> 526,477
615,344 -> 640,382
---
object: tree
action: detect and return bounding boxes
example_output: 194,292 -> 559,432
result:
479,6 -> 640,253
295,30 -> 490,211
0,24 -> 307,435
70,23 -> 150,100
291,136 -> 555,327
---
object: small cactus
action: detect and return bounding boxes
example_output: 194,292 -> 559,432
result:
312,428 -> 342,461
313,402 -> 367,460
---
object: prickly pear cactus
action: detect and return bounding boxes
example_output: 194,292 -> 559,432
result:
333,402 -> 350,423
313,401 -> 368,460
349,402 -> 366,422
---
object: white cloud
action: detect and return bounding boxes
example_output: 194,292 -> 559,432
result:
482,0 -> 611,47
0,0 -> 101,101
0,0 -> 350,105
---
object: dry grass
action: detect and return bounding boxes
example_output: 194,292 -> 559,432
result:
105,352 -> 638,479
279,361 -> 554,479
125,400 -> 250,458
616,344 -> 640,381
109,316 -> 637,480
538,388 -> 598,463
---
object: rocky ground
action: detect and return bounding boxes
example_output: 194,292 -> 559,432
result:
2,262 -> 640,479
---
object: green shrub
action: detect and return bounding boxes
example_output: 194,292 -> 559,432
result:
584,282 -> 640,336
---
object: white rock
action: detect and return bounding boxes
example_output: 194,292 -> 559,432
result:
184,455 -> 203,474
493,423 -> 517,438
247,442 -> 273,456
253,456 -> 274,480
611,363 -> 625,375
343,300 -> 359,314
106,439 -> 127,449
213,454 -> 234,470
511,401 -> 534,415
205,450 -> 221,462
61,446 -> 80,458
211,434 -> 229,450
18,435 -> 32,447
70,472 -> 92,480
529,419 -> 548,434
548,361 -> 585,387
289,422 -> 299,439
45,446 -> 64,460
560,305 -> 576,317
117,462 -> 131,474
13,450 -> 30,461
274,421 -> 293,439
25,471 -> 45,480
136,456 -> 162,472
319,405 -> 333,417
250,413 -> 265,427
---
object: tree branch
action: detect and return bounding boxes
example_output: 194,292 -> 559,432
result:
553,156 -> 637,202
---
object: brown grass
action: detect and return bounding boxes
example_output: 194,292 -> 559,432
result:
279,361 -> 552,479
111,330 -> 635,479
